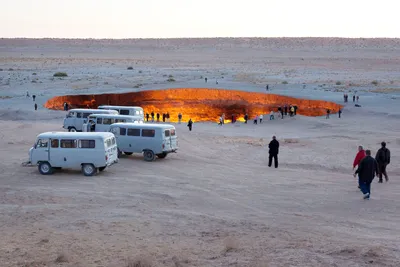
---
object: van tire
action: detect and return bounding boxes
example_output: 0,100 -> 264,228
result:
124,152 -> 133,155
38,162 -> 53,175
99,166 -> 106,172
82,164 -> 97,176
143,150 -> 155,161
156,152 -> 167,159
68,127 -> 77,132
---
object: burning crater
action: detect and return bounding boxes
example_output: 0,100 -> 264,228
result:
45,88 -> 342,122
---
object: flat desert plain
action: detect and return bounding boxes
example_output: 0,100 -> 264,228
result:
0,38 -> 400,267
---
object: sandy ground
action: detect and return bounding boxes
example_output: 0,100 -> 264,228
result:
0,38 -> 400,267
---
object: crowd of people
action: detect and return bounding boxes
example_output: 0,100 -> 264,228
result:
352,142 -> 391,199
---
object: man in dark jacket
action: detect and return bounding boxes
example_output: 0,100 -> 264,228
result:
375,142 -> 391,182
268,136 -> 279,168
354,150 -> 379,199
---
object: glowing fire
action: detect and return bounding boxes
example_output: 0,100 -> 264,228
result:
45,88 -> 343,122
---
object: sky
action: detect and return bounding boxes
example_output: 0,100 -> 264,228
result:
1,0 -> 399,38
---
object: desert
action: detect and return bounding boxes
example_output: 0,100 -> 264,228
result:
0,38 -> 400,267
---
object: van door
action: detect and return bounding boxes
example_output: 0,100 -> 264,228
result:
48,139 -> 65,167
32,138 -> 50,163
169,128 -> 177,150
164,129 -> 172,151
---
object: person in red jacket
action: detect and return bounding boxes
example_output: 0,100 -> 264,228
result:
353,146 -> 366,188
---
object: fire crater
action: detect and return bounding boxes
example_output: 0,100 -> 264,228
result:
45,88 -> 343,122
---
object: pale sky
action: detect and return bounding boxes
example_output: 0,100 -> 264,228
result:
1,0 -> 399,38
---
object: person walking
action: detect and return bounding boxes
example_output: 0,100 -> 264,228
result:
353,146 -> 366,189
354,150 -> 379,199
34,103 -> 38,110
338,109 -> 342,118
326,109 -> 330,119
187,119 -> 193,131
375,142 -> 391,182
353,95 -> 356,102
259,114 -> 263,124
268,136 -> 279,168
253,115 -> 258,124
218,116 -> 223,126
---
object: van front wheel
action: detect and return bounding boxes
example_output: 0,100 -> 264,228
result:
156,152 -> 167,159
38,162 -> 53,175
82,164 -> 97,176
143,150 -> 155,162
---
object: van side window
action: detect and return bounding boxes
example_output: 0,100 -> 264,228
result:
142,129 -> 155,137
103,118 -> 114,125
77,113 -> 82,118
51,139 -> 59,148
120,109 -> 129,115
170,129 -> 176,136
165,130 -> 170,137
97,118 -> 102,124
116,119 -> 126,123
120,128 -> 127,135
127,128 -> 140,136
83,113 -> 91,118
60,139 -> 77,148
37,139 -> 48,148
79,140 -> 95,148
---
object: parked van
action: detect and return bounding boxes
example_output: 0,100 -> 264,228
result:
98,105 -> 144,118
28,132 -> 118,176
63,109 -> 118,132
83,114 -> 144,132
109,123 -> 178,161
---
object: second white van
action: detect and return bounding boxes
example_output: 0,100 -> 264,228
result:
109,123 -> 178,161
98,105 -> 144,119
83,114 -> 144,132
63,109 -> 118,132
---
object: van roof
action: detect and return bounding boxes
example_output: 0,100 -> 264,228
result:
88,114 -> 143,119
68,108 -> 118,113
98,105 -> 143,109
37,132 -> 115,139
111,122 -> 175,129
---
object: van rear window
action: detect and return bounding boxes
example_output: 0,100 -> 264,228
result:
165,130 -> 170,137
105,139 -> 112,147
170,129 -> 176,136
142,129 -> 155,137
127,128 -> 140,136
61,139 -> 77,148
79,140 -> 95,148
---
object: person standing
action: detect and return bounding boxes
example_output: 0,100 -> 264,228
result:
218,116 -> 223,126
32,95 -> 36,101
353,95 -> 356,102
326,109 -> 330,119
270,111 -> 274,120
146,113 -> 149,122
354,150 -> 379,199
268,136 -> 279,168
375,142 -> 391,182
353,146 -> 366,189
166,112 -> 170,122
266,84 -> 269,91
259,114 -> 263,124
34,103 -> 38,110
161,113 -> 165,122
151,112 -> 155,122
205,77 -> 208,83
187,119 -> 193,131
338,109 -> 342,118
178,113 -> 182,124
253,115 -> 258,124
244,113 -> 248,124
221,113 -> 225,125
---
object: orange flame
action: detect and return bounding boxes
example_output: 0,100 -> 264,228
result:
45,88 -> 343,122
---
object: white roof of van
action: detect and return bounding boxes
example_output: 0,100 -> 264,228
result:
98,105 -> 143,109
111,122 -> 175,129
68,108 -> 118,113
88,114 -> 143,119
37,132 -> 114,139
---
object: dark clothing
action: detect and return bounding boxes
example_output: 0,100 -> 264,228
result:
146,114 -> 149,121
338,110 -> 342,118
34,104 -> 37,110
284,106 -> 288,115
269,154 -> 278,168
376,148 -> 390,165
268,139 -> 279,155
244,114 -> 248,124
355,156 -> 379,183
187,120 -> 193,131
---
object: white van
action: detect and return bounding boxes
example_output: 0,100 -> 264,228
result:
109,123 -> 178,161
28,132 -> 118,176
63,109 -> 118,132
98,105 -> 144,118
83,114 -> 144,132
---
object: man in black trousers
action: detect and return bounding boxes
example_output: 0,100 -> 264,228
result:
268,136 -> 279,168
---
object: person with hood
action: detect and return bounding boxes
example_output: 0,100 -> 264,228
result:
375,141 -> 391,182
354,150 -> 379,199
268,136 -> 279,168
353,146 -> 366,188
187,119 -> 193,131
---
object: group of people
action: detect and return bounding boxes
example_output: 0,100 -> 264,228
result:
277,105 -> 298,119
326,108 -> 342,119
26,91 -> 38,110
146,112 -> 173,123
352,142 -> 391,199
343,93 -> 359,103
